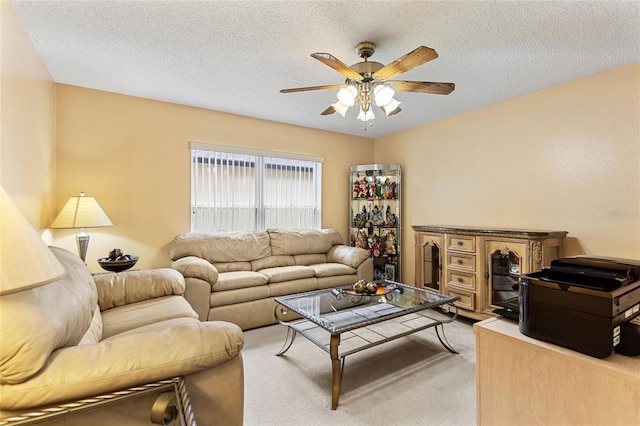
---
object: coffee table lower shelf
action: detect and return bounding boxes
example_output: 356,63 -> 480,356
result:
274,307 -> 458,410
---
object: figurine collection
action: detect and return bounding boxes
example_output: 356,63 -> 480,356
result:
351,170 -> 400,282
352,176 -> 398,200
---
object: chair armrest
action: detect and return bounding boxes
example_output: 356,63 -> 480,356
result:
327,245 -> 371,268
0,319 -> 243,411
94,268 -> 186,311
172,256 -> 219,286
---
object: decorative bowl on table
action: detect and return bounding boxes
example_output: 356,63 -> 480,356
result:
98,254 -> 138,272
331,280 -> 398,298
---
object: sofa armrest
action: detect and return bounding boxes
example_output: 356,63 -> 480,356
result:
183,277 -> 213,321
94,268 -> 186,311
0,320 -> 243,411
327,245 -> 371,268
172,256 -> 219,286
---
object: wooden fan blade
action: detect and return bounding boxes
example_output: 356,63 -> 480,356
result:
311,53 -> 363,81
387,106 -> 401,116
321,105 -> 336,115
373,46 -> 439,80
280,83 -> 344,93
391,80 -> 455,95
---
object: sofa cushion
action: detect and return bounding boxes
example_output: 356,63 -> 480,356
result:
170,231 -> 271,263
268,278 -> 317,297
214,271 -> 268,291
293,253 -> 327,266
309,263 -> 357,278
268,228 -> 343,255
0,246 -> 97,385
258,265 -> 315,283
101,295 -> 198,339
94,268 -> 186,311
210,286 -> 271,307
317,275 -> 360,290
251,255 -> 295,271
78,306 -> 103,345
214,261 -> 252,273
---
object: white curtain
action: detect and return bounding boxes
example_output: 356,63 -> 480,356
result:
191,145 -> 322,232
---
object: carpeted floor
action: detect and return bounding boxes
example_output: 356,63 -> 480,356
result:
242,314 -> 477,425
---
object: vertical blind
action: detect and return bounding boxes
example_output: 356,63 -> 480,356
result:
191,143 -> 323,232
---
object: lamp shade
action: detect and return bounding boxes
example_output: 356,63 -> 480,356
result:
330,100 -> 349,117
337,86 -> 357,107
0,187 -> 67,295
373,85 -> 394,107
51,193 -> 113,229
357,106 -> 375,122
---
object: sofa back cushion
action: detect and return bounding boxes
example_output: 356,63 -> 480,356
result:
0,246 -> 97,384
251,255 -> 295,271
94,268 -> 186,311
170,231 -> 271,263
268,228 -> 343,256
78,306 -> 104,345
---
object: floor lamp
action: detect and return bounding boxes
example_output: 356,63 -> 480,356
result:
51,192 -> 113,263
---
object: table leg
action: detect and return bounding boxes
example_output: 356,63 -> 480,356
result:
330,334 -> 342,410
275,326 -> 297,356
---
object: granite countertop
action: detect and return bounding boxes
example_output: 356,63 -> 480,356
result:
412,225 -> 568,238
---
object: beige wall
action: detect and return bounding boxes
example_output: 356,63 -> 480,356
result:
375,63 -> 640,283
54,85 -> 373,272
0,1 -> 56,229
4,1 -> 638,281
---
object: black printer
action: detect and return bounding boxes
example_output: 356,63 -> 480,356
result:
519,256 -> 640,358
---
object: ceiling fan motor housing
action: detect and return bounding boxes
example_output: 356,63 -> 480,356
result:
351,61 -> 384,81
356,41 -> 376,59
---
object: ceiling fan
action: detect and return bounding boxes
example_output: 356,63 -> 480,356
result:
280,41 -> 455,122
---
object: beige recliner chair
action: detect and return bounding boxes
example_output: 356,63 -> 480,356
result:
0,246 -> 244,425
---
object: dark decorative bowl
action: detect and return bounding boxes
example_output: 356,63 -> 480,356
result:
98,256 -> 138,272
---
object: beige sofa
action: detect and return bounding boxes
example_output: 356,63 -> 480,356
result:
170,228 -> 373,330
0,246 -> 244,425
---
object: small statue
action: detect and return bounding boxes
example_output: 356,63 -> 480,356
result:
382,178 -> 393,199
353,180 -> 361,198
353,230 -> 368,249
369,235 -> 384,257
385,205 -> 396,227
375,179 -> 383,198
385,231 -> 397,255
369,205 -> 384,226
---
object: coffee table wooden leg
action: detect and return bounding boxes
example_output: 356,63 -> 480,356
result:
330,334 -> 341,410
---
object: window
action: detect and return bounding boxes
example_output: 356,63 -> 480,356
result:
190,142 -> 323,232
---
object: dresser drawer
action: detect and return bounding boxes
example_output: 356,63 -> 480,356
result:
448,271 -> 476,290
448,253 -> 476,272
446,287 -> 476,311
447,235 -> 475,252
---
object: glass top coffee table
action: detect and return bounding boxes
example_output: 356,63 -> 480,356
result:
274,281 -> 459,410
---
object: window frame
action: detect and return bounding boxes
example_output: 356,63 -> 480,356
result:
190,141 -> 323,232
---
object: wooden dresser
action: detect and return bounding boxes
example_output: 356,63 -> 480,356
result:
413,225 -> 567,320
474,318 -> 640,425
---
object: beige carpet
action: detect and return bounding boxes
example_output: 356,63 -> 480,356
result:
242,314 -> 477,425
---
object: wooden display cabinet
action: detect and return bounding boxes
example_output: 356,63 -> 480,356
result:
413,225 -> 568,320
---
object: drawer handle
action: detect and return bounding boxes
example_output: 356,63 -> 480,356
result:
457,240 -> 463,246
457,277 -> 463,283
457,259 -> 463,265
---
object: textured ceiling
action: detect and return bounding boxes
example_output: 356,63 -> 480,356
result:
12,0 -> 640,139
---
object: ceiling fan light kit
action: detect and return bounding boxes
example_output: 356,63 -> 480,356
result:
281,41 -> 455,126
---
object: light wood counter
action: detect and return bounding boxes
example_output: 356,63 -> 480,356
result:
473,317 -> 640,425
